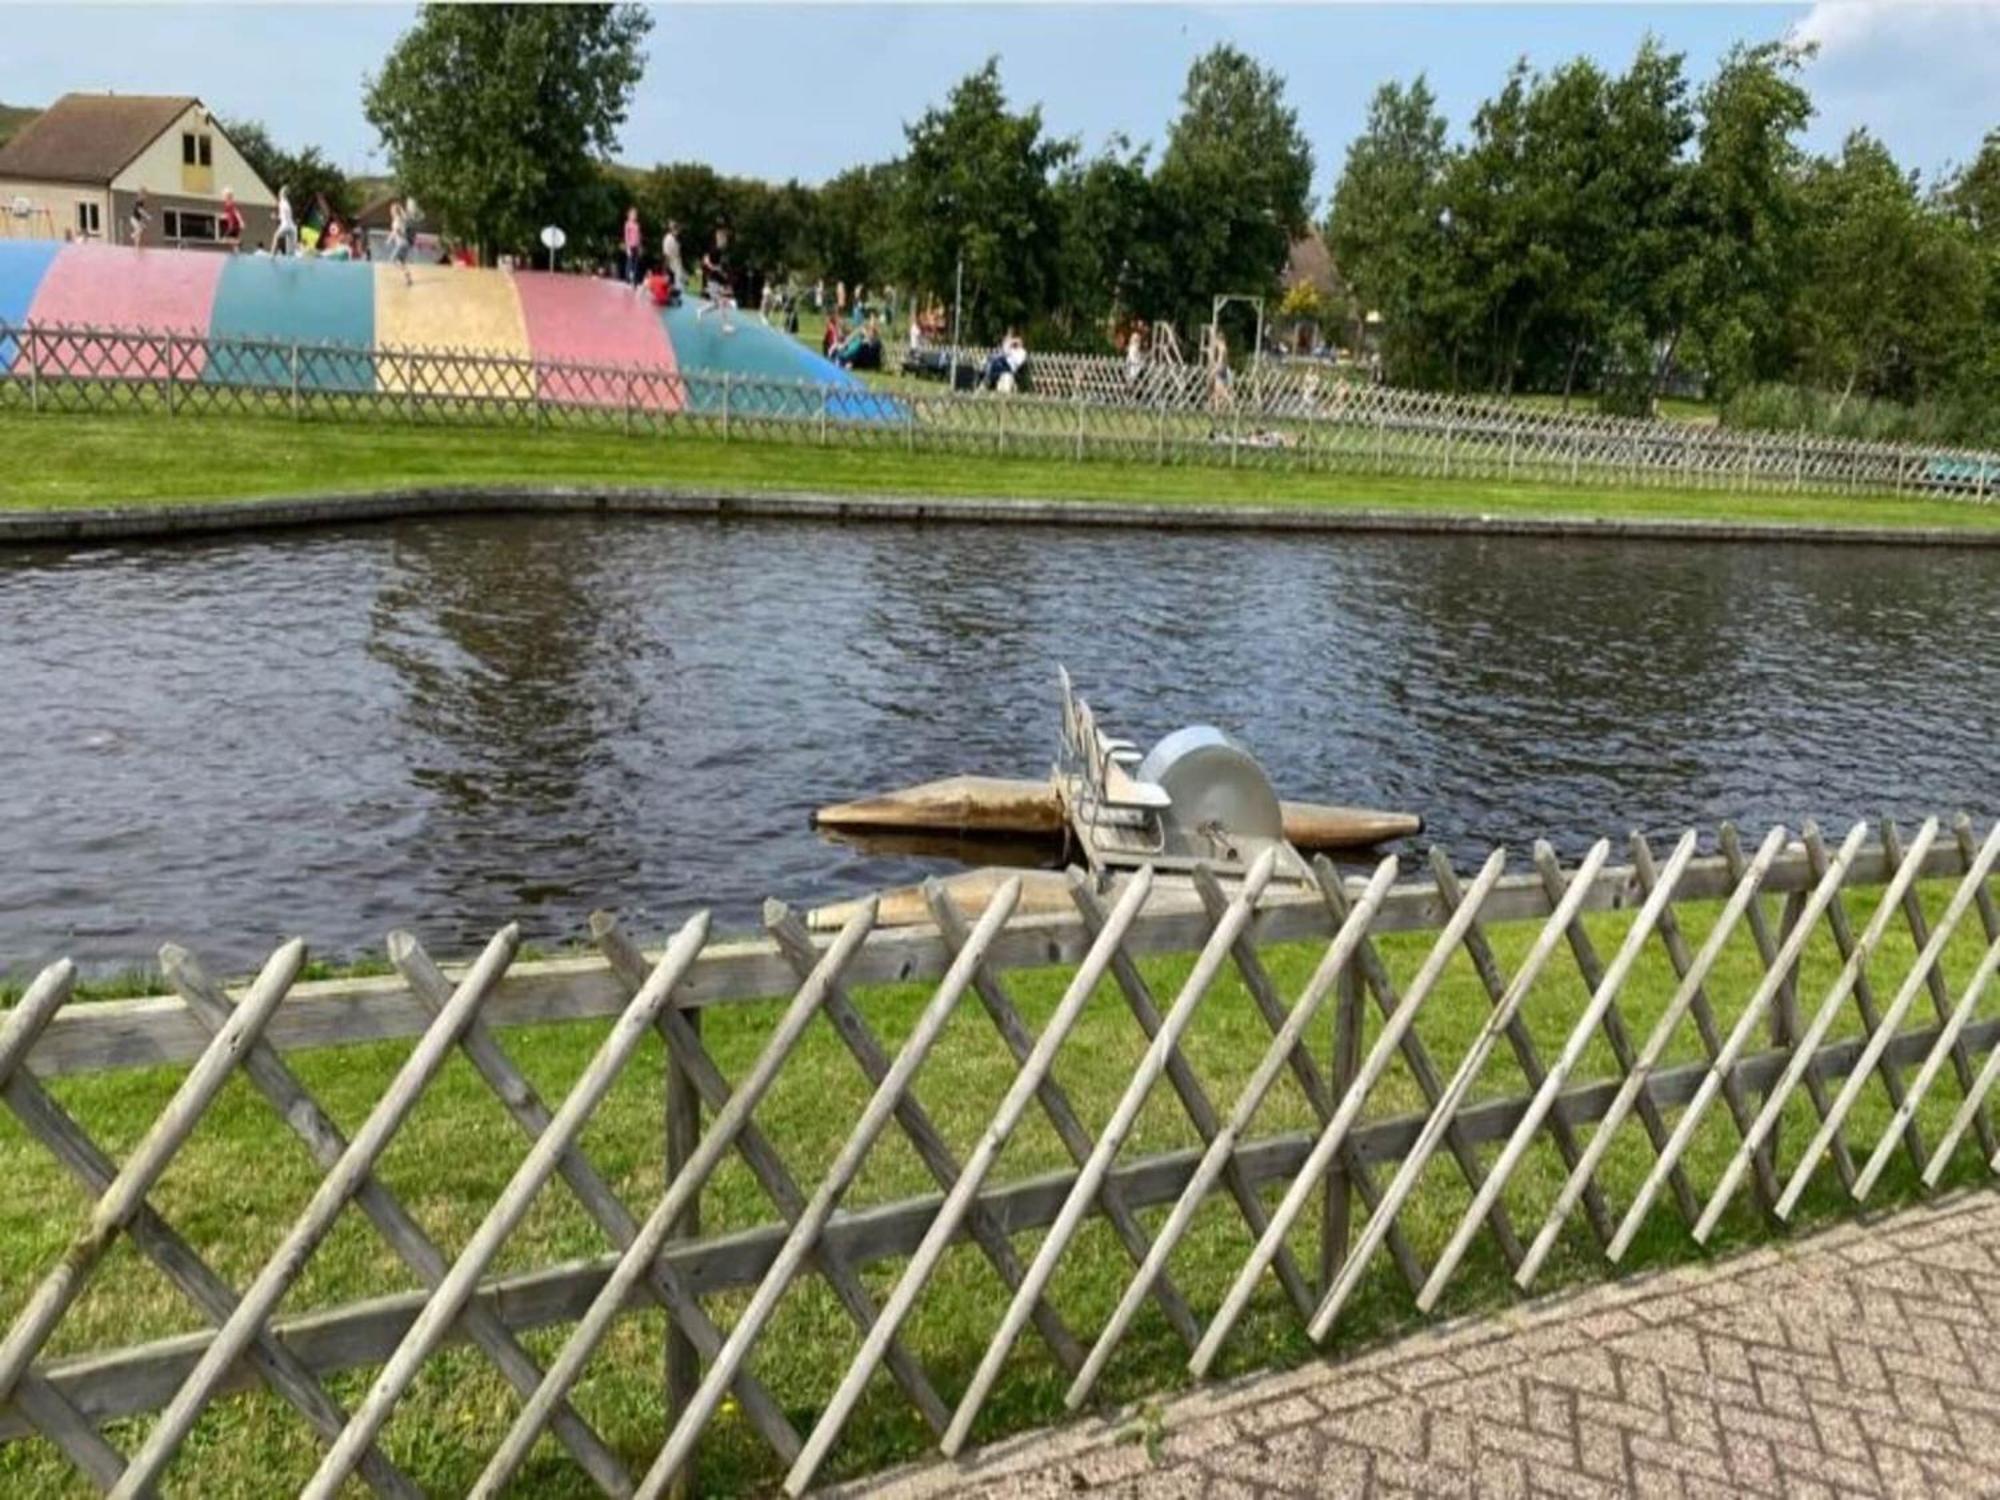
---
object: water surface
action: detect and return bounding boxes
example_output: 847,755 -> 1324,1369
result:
1,514 -> 1993,973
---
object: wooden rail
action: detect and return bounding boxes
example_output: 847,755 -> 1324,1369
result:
1,815 -> 1997,1495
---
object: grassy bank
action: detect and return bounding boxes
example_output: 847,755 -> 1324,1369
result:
2,881 -> 1994,1495
3,409 -> 1997,533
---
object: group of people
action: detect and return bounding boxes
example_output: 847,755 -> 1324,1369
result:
622,207 -> 738,332
121,182 -> 423,281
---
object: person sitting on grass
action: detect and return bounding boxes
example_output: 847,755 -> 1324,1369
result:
982,328 -> 1028,392
823,310 -> 845,359
832,317 -> 883,371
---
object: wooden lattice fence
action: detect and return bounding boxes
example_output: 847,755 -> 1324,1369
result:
3,319 -> 1996,503
1,815 -> 1998,1495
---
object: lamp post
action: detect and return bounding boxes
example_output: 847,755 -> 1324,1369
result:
948,253 -> 964,393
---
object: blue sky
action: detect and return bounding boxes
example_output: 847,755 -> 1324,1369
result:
4,3 -> 1996,198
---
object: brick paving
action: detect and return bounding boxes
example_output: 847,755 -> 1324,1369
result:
843,1192 -> 2000,1499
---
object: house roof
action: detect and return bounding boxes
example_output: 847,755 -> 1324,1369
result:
0,94 -> 197,185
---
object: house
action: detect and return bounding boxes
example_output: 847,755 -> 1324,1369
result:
0,93 -> 276,249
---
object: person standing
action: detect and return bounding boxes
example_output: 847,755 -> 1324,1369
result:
219,187 -> 244,252
388,198 -> 414,286
661,219 -> 686,287
127,188 -> 150,248
697,225 -> 736,333
621,206 -> 643,292
273,186 -> 298,256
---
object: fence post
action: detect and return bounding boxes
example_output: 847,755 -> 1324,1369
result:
818,384 -> 828,446
1156,397 -> 1166,464
664,1009 -> 702,1500
1320,964 -> 1362,1295
624,372 -> 635,437
289,341 -> 301,421
1443,418 -> 1454,478
721,372 -> 731,442
1374,407 -> 1386,471
1074,383 -> 1084,461
27,325 -> 39,413
1794,433 -> 1804,493
1570,434 -> 1580,484
1231,387 -> 1242,468
163,331 -> 177,415
1507,428 -> 1517,480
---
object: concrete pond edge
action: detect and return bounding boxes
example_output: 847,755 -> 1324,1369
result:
3,484 -> 1999,548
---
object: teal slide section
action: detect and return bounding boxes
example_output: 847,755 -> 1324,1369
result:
0,241 -> 60,369
205,257 -> 376,391
660,304 -> 904,421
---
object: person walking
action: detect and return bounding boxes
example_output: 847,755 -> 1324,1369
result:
388,198 -> 414,286
127,188 -> 150,248
273,186 -> 298,256
621,206 -> 643,292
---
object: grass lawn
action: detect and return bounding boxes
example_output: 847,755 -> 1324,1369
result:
2,408 -> 1996,534
2,879 -> 1995,1495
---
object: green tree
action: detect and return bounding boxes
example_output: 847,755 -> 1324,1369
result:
219,118 -> 357,220
1155,44 -> 1315,338
810,163 -> 901,289
891,59 -> 1073,341
1677,42 -> 1814,399
364,3 -> 651,260
1326,77 -> 1451,376
1052,136 -> 1170,341
1795,131 -> 1982,413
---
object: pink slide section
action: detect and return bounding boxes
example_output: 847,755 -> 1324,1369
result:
26,243 -> 227,378
511,269 -> 680,410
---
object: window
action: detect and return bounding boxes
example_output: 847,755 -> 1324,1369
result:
200,135 -> 212,167
180,133 -> 213,167
75,201 -> 100,237
182,132 -> 195,165
164,209 -> 217,242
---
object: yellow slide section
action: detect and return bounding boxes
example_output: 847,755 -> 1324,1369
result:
374,264 -> 535,400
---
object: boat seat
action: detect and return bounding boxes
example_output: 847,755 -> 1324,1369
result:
1100,757 -> 1172,811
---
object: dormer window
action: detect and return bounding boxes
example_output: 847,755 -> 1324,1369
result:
181,132 -> 212,167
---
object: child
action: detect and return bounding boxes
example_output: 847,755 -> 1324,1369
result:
128,188 -> 150,248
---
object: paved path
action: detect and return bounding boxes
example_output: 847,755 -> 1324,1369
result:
848,1191 -> 2000,1499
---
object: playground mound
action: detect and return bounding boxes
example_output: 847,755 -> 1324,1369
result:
0,240 -> 871,404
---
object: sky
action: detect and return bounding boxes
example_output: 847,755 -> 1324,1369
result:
3,2 -> 1996,200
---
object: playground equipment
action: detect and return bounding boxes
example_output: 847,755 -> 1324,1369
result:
0,238 -> 863,392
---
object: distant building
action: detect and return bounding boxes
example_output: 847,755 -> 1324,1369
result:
0,93 -> 275,248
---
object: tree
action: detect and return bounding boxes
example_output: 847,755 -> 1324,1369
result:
364,3 -> 651,259
1155,45 -> 1315,337
1677,42 -> 1814,399
1326,77 -> 1451,374
219,117 -> 357,219
811,163 -> 900,290
1795,131 -> 1982,413
892,59 -> 1072,341
1052,136 -> 1170,340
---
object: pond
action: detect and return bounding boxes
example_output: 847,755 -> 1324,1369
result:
1,513 -> 1995,974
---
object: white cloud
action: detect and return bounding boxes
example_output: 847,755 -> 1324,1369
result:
1789,1 -> 2000,175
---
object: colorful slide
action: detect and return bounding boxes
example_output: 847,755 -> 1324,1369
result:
0,241 -> 898,420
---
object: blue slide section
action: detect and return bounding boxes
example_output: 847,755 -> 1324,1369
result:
205,257 -> 377,392
0,241 -> 61,369
659,303 -> 905,421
